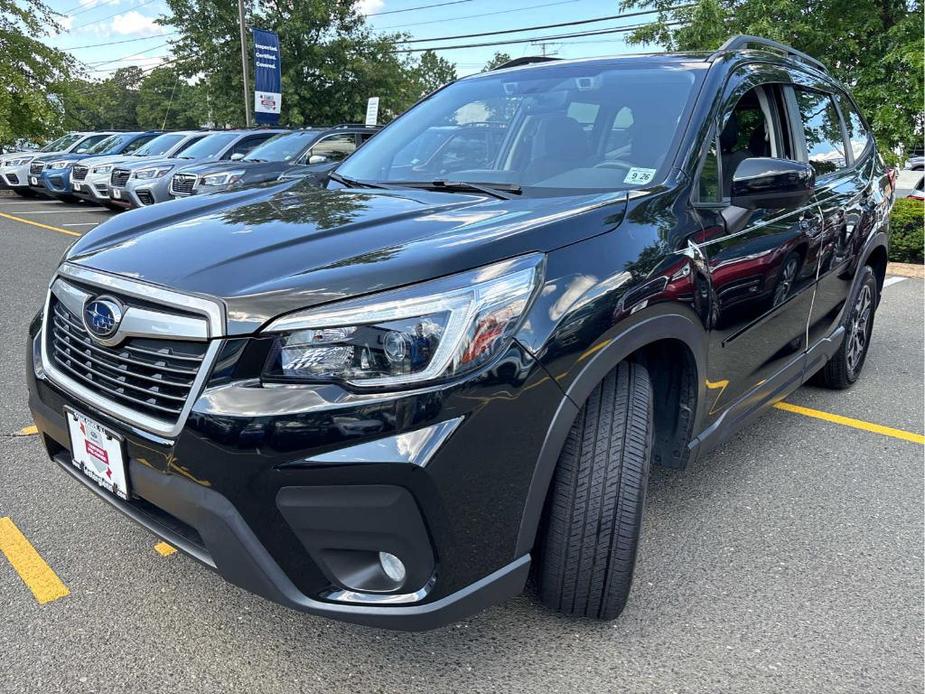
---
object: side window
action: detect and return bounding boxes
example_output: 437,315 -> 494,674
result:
174,135 -> 204,155
718,86 -> 778,198
604,106 -> 634,158
566,101 -> 600,132
123,135 -> 156,154
837,94 -> 872,162
309,134 -> 357,163
794,88 -> 847,176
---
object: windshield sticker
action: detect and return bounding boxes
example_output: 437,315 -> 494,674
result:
624,167 -> 657,185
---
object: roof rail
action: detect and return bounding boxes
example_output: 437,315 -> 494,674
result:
713,35 -> 827,73
330,122 -> 381,129
492,56 -> 561,71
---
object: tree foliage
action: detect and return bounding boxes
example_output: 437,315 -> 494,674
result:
618,0 -> 924,156
0,0 -> 74,146
60,67 -> 145,131
414,50 -> 457,97
158,0 -> 444,127
136,67 -> 206,129
483,52 -> 513,71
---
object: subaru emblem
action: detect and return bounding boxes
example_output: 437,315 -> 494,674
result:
82,297 -> 124,340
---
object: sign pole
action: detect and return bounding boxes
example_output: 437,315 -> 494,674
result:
237,0 -> 252,127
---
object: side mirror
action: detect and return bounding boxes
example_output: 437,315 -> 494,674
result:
731,157 -> 815,210
308,154 -> 328,165
230,152 -> 245,161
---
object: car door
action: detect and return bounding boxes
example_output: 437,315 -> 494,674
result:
791,84 -> 881,348
692,69 -> 823,417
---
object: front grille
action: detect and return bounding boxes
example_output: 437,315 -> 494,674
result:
136,190 -> 154,206
170,173 -> 196,196
110,168 -> 131,187
30,161 -> 45,176
48,297 -> 208,424
72,165 -> 89,181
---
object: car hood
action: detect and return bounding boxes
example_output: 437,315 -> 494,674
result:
78,153 -> 151,168
34,153 -> 85,165
178,160 -> 287,178
65,180 -> 628,334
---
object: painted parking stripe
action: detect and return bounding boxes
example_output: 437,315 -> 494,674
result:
883,276 -> 907,288
16,425 -> 38,436
154,542 -> 177,557
0,517 -> 70,604
774,401 -> 925,444
0,211 -> 81,237
64,222 -> 98,227
2,210 -> 95,215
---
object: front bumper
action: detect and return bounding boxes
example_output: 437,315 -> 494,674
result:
27,310 -> 559,628
35,169 -> 73,197
1,163 -> 32,188
72,173 -> 111,203
120,176 -> 174,208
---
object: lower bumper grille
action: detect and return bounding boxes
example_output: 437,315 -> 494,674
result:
136,190 -> 154,206
7,174 -> 18,184
48,296 -> 208,424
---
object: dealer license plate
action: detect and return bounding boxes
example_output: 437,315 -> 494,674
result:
111,188 -> 121,199
30,176 -> 38,185
73,182 -> 82,192
65,409 -> 129,500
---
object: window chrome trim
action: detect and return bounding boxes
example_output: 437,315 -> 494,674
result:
41,264 -> 226,440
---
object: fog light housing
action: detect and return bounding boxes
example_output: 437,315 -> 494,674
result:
379,552 -> 406,584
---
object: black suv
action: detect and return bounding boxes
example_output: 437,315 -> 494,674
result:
27,36 -> 893,631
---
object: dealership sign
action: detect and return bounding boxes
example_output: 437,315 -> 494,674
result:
252,28 -> 281,124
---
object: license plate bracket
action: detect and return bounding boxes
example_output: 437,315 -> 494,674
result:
65,408 -> 129,500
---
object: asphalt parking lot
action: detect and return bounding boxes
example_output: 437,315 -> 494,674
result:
0,192 -> 922,694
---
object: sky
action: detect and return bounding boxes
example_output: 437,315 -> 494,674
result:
41,0 -> 656,81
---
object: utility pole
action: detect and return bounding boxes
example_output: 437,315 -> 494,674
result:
237,0 -> 252,127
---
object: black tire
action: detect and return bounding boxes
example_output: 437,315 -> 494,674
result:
537,360 -> 654,620
14,188 -> 37,198
813,265 -> 878,389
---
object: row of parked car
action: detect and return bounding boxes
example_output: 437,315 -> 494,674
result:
0,125 -> 379,210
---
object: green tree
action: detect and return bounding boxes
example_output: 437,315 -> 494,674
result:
0,0 -> 74,146
59,67 -> 144,131
482,52 -> 512,71
136,67 -> 205,129
618,0 -> 924,157
159,0 -> 425,127
414,50 -> 457,96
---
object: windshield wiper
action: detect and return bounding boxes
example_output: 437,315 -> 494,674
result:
245,158 -> 267,163
327,171 -> 391,190
401,180 -> 522,200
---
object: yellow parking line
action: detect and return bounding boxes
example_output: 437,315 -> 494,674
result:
0,210 -> 81,237
0,517 -> 70,604
773,402 -> 925,445
16,425 -> 38,436
154,542 -> 177,557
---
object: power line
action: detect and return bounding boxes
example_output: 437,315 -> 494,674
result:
69,0 -> 160,31
377,0 -> 580,31
60,32 -> 179,51
86,41 -> 171,68
400,5 -> 694,44
367,0 -> 473,17
395,20 -> 679,53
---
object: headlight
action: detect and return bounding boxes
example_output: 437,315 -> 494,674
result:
262,254 -> 544,388
134,166 -> 173,180
47,161 -> 70,170
91,164 -> 112,174
199,170 -> 245,187
13,157 -> 32,166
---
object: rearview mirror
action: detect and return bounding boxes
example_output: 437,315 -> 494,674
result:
731,157 -> 815,210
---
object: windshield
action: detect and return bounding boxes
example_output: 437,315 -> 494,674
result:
87,133 -> 137,155
41,134 -> 79,152
338,63 -> 700,194
133,133 -> 184,157
177,132 -> 238,159
244,131 -> 318,162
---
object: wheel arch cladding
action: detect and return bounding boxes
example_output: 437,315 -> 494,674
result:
515,310 -> 707,556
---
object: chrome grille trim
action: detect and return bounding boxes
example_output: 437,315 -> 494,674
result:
110,168 -> 131,187
30,161 -> 45,176
41,264 -> 226,439
170,173 -> 197,196
72,165 -> 89,181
